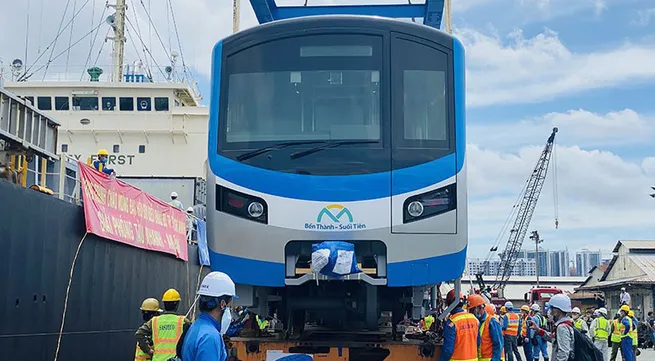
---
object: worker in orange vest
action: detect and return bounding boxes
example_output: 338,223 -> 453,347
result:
469,295 -> 504,361
501,302 -> 522,361
440,289 -> 479,361
518,305 -> 533,361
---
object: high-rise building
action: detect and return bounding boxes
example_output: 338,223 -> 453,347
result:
466,258 -> 536,277
549,250 -> 570,277
575,250 -> 602,276
523,248 -> 550,277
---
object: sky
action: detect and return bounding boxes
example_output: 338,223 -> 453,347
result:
1,0 -> 654,263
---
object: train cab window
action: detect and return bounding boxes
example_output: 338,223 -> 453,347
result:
137,97 -> 151,111
154,97 -> 169,111
102,97 -> 116,110
55,96 -> 70,110
403,70 -> 447,141
72,96 -> 99,111
38,97 -> 52,110
120,97 -> 134,111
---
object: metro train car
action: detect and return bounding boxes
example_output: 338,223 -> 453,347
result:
206,15 -> 467,331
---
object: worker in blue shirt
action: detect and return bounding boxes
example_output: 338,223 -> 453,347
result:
181,272 -> 238,361
92,149 -> 115,176
618,305 -> 635,361
440,290 -> 479,361
530,304 -> 548,361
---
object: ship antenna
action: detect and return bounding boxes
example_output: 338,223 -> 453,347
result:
107,0 -> 127,82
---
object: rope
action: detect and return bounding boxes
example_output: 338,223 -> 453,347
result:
167,0 -> 195,84
139,0 -> 171,60
80,3 -> 108,80
552,137 -> 559,229
53,231 -> 88,361
43,0 -> 73,80
65,0 -> 78,74
125,17 -> 168,80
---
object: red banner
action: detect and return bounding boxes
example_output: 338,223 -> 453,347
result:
78,162 -> 188,261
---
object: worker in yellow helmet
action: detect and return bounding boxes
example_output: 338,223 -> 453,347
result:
628,310 -> 638,358
135,298 -> 163,361
135,289 -> 192,361
92,149 -> 116,176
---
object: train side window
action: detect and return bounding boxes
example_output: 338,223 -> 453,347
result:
72,96 -> 99,111
113,145 -> 120,153
137,97 -> 151,111
55,97 -> 70,110
38,97 -> 52,110
102,97 -> 116,110
154,97 -> 169,111
120,97 -> 134,111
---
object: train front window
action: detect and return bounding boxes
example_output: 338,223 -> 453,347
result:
222,34 -> 383,150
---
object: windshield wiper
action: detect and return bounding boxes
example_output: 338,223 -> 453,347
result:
236,141 -> 327,162
289,140 -> 378,160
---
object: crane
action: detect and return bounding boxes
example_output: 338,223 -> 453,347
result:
476,127 -> 559,297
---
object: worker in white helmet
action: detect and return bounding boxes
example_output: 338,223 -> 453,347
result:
180,271 -> 238,361
529,294 -> 575,361
529,303 -> 548,361
169,191 -> 184,210
571,307 -> 590,338
590,307 -> 610,360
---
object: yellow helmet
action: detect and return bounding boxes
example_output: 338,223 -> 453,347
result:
500,306 -> 507,313
620,305 -> 630,312
140,298 -> 162,312
521,305 -> 530,312
162,288 -> 181,302
628,310 -> 634,317
97,149 -> 109,156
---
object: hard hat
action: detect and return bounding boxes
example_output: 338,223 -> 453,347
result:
198,271 -> 238,298
504,301 -> 514,309
620,305 -> 630,312
593,310 -> 600,316
162,288 -> 181,302
521,305 -> 530,312
171,191 -> 178,198
572,307 -> 581,314
548,294 -> 572,313
446,289 -> 463,304
628,310 -> 634,317
98,149 -> 109,156
598,307 -> 607,316
500,306 -> 507,313
467,294 -> 485,309
530,304 -> 541,311
140,298 -> 163,312
187,206 -> 194,213
485,304 -> 496,316
621,287 -> 626,291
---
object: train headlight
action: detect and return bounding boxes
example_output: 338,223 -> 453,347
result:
407,201 -> 424,217
248,201 -> 264,218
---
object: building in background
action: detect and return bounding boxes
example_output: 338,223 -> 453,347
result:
468,256 -> 537,277
576,249 -> 602,276
550,250 -> 571,277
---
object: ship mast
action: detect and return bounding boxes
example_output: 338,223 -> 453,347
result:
444,0 -> 452,34
108,0 -> 127,82
233,0 -> 240,33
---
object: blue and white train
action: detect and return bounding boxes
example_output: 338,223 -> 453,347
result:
206,15 -> 466,329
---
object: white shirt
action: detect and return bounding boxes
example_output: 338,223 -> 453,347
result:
620,291 -> 631,305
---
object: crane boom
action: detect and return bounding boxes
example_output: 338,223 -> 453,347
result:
493,127 -> 558,290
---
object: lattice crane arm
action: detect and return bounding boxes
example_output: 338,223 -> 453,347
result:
492,127 -> 558,291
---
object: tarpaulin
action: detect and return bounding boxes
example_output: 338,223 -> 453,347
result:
78,161 -> 188,261
196,219 -> 211,266
311,241 -> 361,278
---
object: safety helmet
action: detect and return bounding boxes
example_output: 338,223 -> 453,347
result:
97,149 -> 109,156
504,301 -> 514,309
548,294 -> 572,313
140,298 -> 163,312
162,288 -> 181,302
171,191 -> 178,198
628,310 -> 635,317
521,305 -> 530,312
621,287 -> 626,291
446,289 -> 463,304
593,310 -> 600,316
485,304 -> 496,316
500,306 -> 507,313
187,206 -> 194,213
620,305 -> 630,312
530,303 -> 541,311
571,307 -> 581,314
467,294 -> 486,309
198,271 -> 238,298
598,307 -> 607,316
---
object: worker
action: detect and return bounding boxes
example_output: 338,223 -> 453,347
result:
93,149 -> 115,176
609,311 -> 624,361
468,295 -> 503,361
423,314 -> 435,331
590,307 -> 610,361
617,305 -> 635,361
528,294 -> 575,361
135,288 -> 192,361
529,303 -> 548,361
502,301 -> 522,361
571,307 -> 590,338
440,289 -> 479,361
169,191 -> 184,210
135,298 -> 163,361
519,305 -> 533,361
181,271 -> 238,361
620,288 -> 631,306
628,310 -> 638,358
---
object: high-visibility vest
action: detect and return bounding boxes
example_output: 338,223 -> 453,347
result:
630,317 -> 638,346
135,343 -> 151,361
449,311 -> 479,361
573,318 -> 584,330
424,315 -> 435,330
521,315 -> 530,337
503,313 -> 520,336
594,317 -> 609,341
611,319 -> 623,343
151,314 -> 185,361
479,315 -> 505,361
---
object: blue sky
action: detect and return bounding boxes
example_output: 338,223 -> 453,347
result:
1,0 -> 654,264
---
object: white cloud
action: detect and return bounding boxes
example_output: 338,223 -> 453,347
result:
458,27 -> 655,107
634,8 -> 655,26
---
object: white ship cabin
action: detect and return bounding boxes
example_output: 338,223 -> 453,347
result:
3,81 -> 209,178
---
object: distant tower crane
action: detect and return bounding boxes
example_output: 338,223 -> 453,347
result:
477,127 -> 559,297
